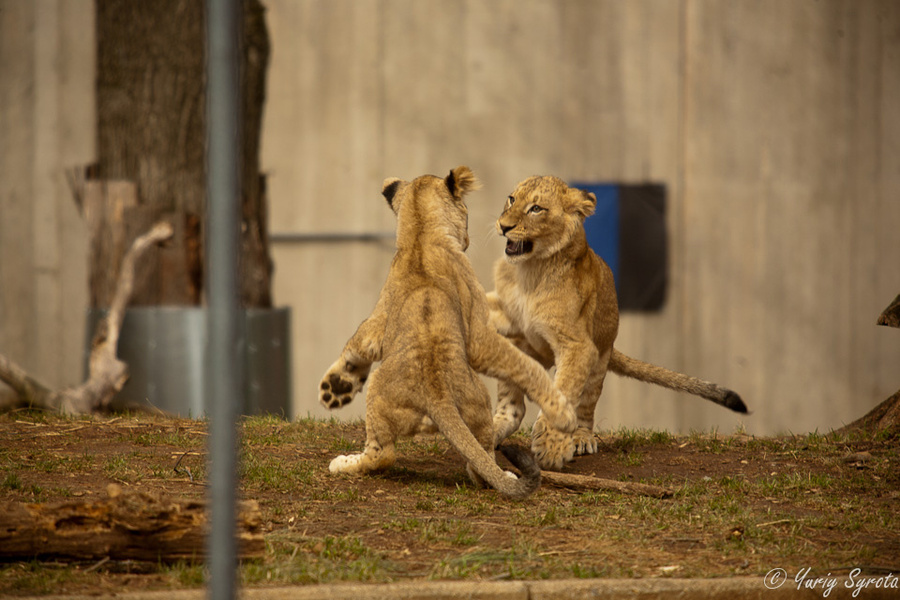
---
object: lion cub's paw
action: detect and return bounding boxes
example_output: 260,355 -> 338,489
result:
531,417 -> 576,471
545,392 -> 578,434
573,427 -> 598,456
329,454 -> 363,474
319,358 -> 368,409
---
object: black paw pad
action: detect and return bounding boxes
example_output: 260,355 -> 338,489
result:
322,392 -> 332,403
339,395 -> 351,406
329,374 -> 354,395
321,381 -> 330,391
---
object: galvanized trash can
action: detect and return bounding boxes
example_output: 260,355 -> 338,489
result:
84,306 -> 292,418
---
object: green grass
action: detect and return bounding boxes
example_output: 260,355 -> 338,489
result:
1,412 -> 898,593
2,471 -> 22,491
240,447 -> 315,492
245,535 -> 390,585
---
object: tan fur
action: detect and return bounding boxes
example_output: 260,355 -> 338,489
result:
488,176 -> 746,470
319,167 -> 576,499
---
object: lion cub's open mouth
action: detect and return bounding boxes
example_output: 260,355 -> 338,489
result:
505,238 -> 534,257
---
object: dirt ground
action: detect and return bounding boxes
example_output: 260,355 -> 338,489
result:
1,411 -> 898,596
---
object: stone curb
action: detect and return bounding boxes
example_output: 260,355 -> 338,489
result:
19,576 -> 899,600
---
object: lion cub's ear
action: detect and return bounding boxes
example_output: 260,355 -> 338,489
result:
445,166 -> 481,201
569,187 -> 597,219
382,177 -> 403,211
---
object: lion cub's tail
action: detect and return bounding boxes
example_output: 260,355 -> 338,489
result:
609,348 -> 748,413
429,402 -> 540,500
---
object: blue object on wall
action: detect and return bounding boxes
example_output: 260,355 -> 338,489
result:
571,182 -> 667,312
580,184 -> 620,290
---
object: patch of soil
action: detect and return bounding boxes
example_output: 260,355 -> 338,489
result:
1,413 -> 898,596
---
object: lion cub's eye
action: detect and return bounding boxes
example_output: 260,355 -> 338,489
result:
528,205 -> 545,215
506,195 -> 515,208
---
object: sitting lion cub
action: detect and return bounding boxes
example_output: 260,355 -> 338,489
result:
488,175 -> 748,470
318,167 -> 576,499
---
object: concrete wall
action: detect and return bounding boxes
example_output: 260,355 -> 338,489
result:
2,0 -> 897,435
262,0 -> 900,435
0,0 -> 94,394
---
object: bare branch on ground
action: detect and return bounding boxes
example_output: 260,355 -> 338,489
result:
0,222 -> 173,414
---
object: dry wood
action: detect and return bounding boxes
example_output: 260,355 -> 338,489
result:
0,222 -> 173,414
0,488 -> 263,563
540,470 -> 673,499
82,180 -> 139,308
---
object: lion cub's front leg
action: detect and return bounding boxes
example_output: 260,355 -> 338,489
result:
319,308 -> 385,410
470,331 -> 576,435
319,355 -> 371,409
530,411 -> 576,470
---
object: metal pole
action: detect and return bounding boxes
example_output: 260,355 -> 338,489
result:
206,1 -> 242,599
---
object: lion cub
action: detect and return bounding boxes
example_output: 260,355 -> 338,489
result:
318,167 -> 576,499
488,175 -> 747,470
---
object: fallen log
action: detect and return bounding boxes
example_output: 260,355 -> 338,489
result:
540,470 -> 673,499
0,487 -> 263,563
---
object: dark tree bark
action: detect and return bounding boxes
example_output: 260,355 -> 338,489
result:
93,0 -> 272,308
877,294 -> 900,329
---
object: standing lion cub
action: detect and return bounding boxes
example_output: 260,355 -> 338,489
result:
488,175 -> 748,470
318,167 -> 576,499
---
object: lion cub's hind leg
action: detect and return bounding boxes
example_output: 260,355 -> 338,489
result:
328,374 -> 399,475
571,348 -> 611,456
329,439 -> 396,474
493,379 -> 526,447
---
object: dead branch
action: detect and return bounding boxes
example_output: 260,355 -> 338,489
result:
540,470 -> 673,499
0,488 -> 263,563
0,355 -> 56,408
0,221 -> 174,414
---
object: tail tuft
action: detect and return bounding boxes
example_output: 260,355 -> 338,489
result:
498,444 -> 541,498
723,390 -> 748,414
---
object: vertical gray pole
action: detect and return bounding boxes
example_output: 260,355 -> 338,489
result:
206,0 -> 242,599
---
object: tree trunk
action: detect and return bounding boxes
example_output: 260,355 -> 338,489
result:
94,0 -> 272,308
837,295 -> 900,434
838,389 -> 900,435
877,294 -> 900,328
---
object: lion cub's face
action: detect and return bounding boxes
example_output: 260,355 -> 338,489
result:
496,176 -> 597,263
382,167 -> 480,251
